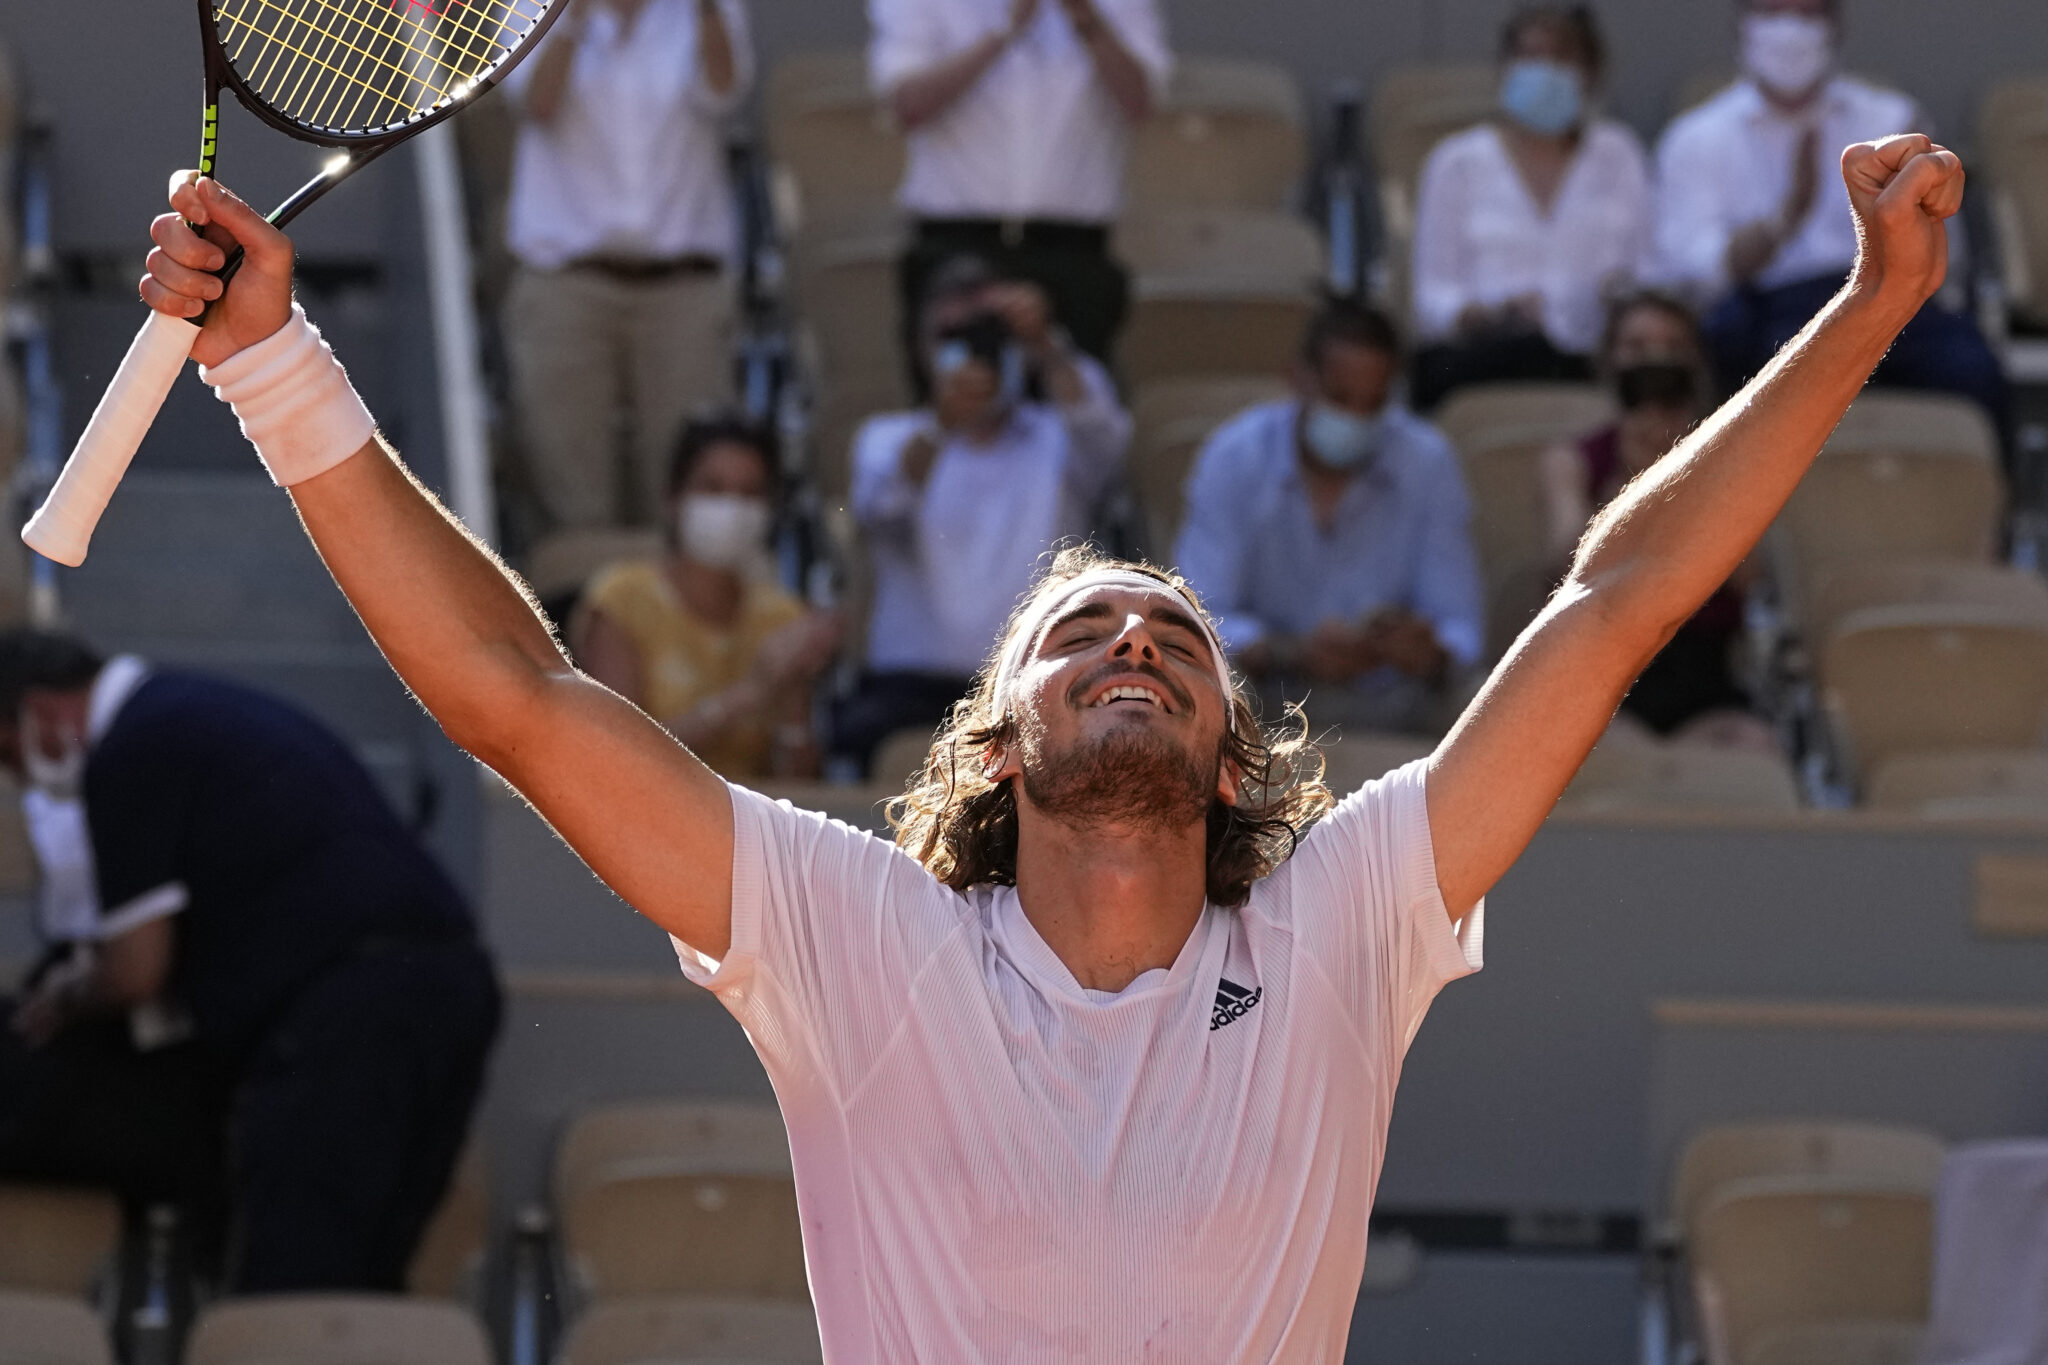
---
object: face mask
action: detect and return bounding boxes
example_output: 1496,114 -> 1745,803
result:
1499,59 -> 1585,136
1301,402 -> 1386,472
1740,13 -> 1835,100
678,494 -> 772,572
19,707 -> 85,799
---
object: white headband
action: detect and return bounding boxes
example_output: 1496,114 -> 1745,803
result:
993,568 -> 1234,709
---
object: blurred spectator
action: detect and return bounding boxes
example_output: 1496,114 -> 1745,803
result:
1652,0 -> 2006,429
0,634 -> 497,1292
871,0 -> 1169,387
834,256 -> 1130,773
501,0 -> 753,529
572,416 -> 840,779
1410,5 -> 1651,412
1539,293 -> 1777,750
1175,297 -> 1484,737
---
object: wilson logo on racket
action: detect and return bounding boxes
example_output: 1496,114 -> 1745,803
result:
20,0 -> 567,567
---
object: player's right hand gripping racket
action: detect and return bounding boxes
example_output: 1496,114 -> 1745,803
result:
22,0 -> 565,566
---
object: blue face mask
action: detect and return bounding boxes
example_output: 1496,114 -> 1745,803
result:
1301,402 -> 1385,471
1500,59 -> 1585,136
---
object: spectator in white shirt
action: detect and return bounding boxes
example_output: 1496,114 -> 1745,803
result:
833,255 -> 1131,774
1409,5 -> 1652,412
1653,0 -> 2007,437
870,0 -> 1170,388
501,0 -> 752,531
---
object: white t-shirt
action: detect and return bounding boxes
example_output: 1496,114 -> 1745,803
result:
868,0 -> 1171,222
677,759 -> 1484,1362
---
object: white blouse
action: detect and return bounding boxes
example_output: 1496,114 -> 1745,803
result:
1411,119 -> 1654,355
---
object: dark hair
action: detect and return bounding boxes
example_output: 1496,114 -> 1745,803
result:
886,545 -> 1334,909
1598,288 -> 1705,366
918,252 -> 1001,331
664,412 -> 781,503
0,629 -> 105,717
1499,5 -> 1607,79
1301,294 -> 1402,372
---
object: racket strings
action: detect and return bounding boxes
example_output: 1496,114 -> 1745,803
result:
214,0 -> 549,133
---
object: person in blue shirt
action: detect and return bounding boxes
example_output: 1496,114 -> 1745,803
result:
1173,297 -> 1485,736
0,631 -> 498,1293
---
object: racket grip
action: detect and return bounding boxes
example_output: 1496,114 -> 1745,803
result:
23,310 -> 201,567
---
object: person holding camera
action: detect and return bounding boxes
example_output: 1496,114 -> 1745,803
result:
834,255 -> 1131,776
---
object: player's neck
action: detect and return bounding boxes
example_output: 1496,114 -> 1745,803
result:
1011,810 -> 1210,993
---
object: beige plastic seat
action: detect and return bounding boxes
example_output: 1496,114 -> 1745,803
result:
1432,382 -> 1614,657
1559,743 -> 1800,814
1668,1121 -> 1946,1245
1691,1176 -> 1933,1365
185,1296 -> 493,1365
556,1101 -> 806,1302
871,726 -> 939,788
1865,748 -> 2048,817
807,375 -> 910,501
765,51 -> 904,240
1368,64 -> 1497,248
406,1139 -> 489,1300
790,228 -> 912,414
1744,1321 -> 1925,1365
0,1185 -> 122,1298
1977,79 -> 2048,329
1804,559 -> 2048,652
1318,732 -> 1435,797
1114,208 -> 1324,285
1127,58 -> 1304,212
1819,604 -> 2048,786
1121,291 -> 1315,389
0,1290 -> 114,1365
524,528 -> 665,606
1128,374 -> 1290,555
1775,393 -> 2003,616
561,1296 -> 823,1365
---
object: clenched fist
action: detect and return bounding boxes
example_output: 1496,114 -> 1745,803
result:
1841,134 -> 1965,309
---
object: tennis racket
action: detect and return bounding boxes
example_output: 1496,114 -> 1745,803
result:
22,0 -> 566,566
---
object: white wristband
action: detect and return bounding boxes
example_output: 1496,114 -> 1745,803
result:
199,303 -> 376,487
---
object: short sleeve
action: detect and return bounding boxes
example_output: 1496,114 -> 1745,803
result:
1277,759 -> 1482,1056
677,783 -> 973,1098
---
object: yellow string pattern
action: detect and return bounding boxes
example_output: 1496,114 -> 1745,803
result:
213,0 -> 550,134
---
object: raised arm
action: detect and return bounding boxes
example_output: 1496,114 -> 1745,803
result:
143,174 -> 739,959
1425,135 -> 1965,919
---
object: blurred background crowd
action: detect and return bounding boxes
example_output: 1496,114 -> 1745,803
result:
0,0 -> 2047,1361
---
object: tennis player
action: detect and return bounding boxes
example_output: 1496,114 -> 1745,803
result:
140,135 -> 1961,1359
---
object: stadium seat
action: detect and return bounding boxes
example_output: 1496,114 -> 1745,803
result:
0,1290 -> 114,1365
555,1101 -> 807,1302
1865,748 -> 2048,818
1318,732 -> 1435,796
406,1138 -> 489,1300
1690,1176 -> 1933,1365
1128,374 -> 1290,555
1667,1121 -> 1946,1246
1120,289 -> 1316,390
764,52 -> 905,241
871,726 -> 938,789
1804,559 -> 2048,653
0,1184 -> 122,1298
1114,208 -> 1324,284
807,374 -> 909,501
790,228 -> 913,420
1819,604 -> 2048,786
1366,64 -> 1496,323
1126,58 -> 1306,212
1976,78 -> 2048,331
524,528 -> 665,609
1921,1140 -> 2048,1364
185,1296 -> 493,1365
1431,382 -> 1614,658
1558,743 -> 1800,814
1774,393 -> 2003,617
1742,1321 -> 1925,1365
560,1295 -> 824,1365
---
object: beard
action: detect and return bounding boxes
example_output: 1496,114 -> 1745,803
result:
1020,717 -> 1218,834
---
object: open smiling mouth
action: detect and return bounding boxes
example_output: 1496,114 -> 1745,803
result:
1090,684 -> 1168,710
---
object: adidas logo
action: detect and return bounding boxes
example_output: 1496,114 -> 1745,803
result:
1210,977 -> 1263,1031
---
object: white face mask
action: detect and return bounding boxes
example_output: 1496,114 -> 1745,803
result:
677,494 -> 773,572
19,706 -> 85,799
1741,12 -> 1835,101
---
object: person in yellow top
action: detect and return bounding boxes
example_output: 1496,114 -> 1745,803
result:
572,415 -> 841,778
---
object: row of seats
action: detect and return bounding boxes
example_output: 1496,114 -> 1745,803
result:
0,1290 -> 822,1365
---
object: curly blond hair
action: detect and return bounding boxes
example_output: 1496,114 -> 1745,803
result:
886,547 -> 1334,908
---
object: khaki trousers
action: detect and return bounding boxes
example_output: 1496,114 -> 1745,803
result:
503,264 -> 734,529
